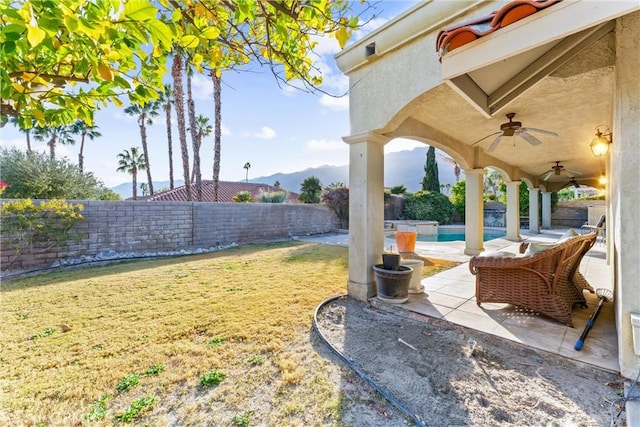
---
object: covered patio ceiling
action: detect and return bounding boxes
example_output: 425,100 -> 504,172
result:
362,0 -> 640,191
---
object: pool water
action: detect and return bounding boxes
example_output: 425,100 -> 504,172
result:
416,229 -> 505,242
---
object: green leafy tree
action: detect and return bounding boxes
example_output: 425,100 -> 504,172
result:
2,1 -> 361,128
124,101 -> 160,196
450,179 -> 466,219
422,146 -> 440,192
403,190 -> 455,224
71,120 -> 101,173
0,148 -> 117,200
116,147 -> 146,201
299,176 -> 322,204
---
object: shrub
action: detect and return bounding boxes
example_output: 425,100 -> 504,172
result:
232,191 -> 254,203
322,187 -> 349,228
1,199 -> 84,268
450,179 -> 465,218
299,176 -> 322,204
258,190 -> 288,203
389,184 -> 407,195
200,369 -> 226,387
403,190 -> 454,224
0,148 -> 119,200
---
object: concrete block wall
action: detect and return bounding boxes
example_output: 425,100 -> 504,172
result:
1,201 -> 338,272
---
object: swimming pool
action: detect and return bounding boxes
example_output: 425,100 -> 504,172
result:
416,227 -> 506,242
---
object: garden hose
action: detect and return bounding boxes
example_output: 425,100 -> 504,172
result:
313,294 -> 427,427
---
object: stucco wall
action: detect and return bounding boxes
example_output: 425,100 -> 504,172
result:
1,201 -> 338,272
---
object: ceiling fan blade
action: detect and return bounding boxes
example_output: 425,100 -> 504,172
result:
521,127 -> 558,137
487,135 -> 503,152
471,131 -> 502,146
541,170 -> 554,181
517,131 -> 542,146
565,168 -> 583,176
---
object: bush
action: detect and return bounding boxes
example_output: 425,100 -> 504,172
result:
389,184 -> 407,195
403,190 -> 454,224
258,190 -> 287,203
450,179 -> 465,218
299,176 -> 322,204
1,199 -> 84,268
0,148 -> 119,200
322,187 -> 349,228
232,191 -> 254,203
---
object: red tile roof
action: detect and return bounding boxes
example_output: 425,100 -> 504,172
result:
139,181 -> 300,203
436,0 -> 562,59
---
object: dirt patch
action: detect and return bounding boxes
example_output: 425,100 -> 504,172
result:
315,297 -> 627,426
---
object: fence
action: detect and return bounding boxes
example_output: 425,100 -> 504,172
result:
1,200 -> 338,272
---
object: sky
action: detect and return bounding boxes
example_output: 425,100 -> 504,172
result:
0,1 -> 424,189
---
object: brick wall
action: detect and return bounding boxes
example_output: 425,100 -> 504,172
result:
552,200 -> 605,228
1,201 -> 338,272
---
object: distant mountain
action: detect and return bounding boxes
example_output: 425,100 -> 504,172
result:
111,180 -> 184,199
252,147 -> 458,193
111,148 -> 459,198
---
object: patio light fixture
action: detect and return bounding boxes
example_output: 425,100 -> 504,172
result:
590,126 -> 612,157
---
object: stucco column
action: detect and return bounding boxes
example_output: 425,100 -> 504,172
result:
528,187 -> 540,234
464,169 -> 484,255
613,11 -> 640,380
343,132 -> 388,301
541,191 -> 552,229
505,181 -> 521,241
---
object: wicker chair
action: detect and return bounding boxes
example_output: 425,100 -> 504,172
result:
469,231 -> 598,327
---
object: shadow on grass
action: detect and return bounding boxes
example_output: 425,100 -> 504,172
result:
1,240 -> 346,292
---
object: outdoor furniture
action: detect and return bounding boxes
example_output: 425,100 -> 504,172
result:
470,231 -> 599,327
581,214 -> 606,245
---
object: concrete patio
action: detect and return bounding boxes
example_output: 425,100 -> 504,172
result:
297,228 -> 618,373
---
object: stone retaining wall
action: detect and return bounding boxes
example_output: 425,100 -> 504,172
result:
1,201 -> 338,272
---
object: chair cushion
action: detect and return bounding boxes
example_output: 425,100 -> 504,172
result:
557,228 -> 579,243
523,242 -> 556,257
479,250 -> 516,258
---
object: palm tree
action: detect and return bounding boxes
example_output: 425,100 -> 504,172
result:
186,66 -> 200,200
171,52 -> 191,201
438,153 -> 461,183
190,114 -> 212,201
71,120 -> 101,173
244,162 -> 251,183
32,125 -> 75,160
211,70 -> 222,202
159,84 -> 175,190
124,101 -> 160,196
9,117 -> 32,153
117,147 -> 146,200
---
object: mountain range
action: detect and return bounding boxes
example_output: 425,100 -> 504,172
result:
110,147 -> 458,198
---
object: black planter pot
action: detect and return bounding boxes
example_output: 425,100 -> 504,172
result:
373,264 -> 413,304
382,253 -> 401,270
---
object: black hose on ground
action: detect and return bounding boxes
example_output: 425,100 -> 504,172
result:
312,294 -> 427,427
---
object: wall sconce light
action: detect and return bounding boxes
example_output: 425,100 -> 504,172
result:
598,174 -> 607,186
590,126 -> 612,157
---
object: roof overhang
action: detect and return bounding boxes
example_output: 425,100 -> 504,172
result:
441,0 -> 640,118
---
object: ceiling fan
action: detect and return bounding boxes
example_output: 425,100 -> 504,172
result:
472,113 -> 558,152
565,177 -> 584,188
540,161 -> 583,181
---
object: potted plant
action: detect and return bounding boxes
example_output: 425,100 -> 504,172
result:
373,252 -> 413,304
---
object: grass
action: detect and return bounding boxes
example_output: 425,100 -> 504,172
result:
0,241 -> 457,425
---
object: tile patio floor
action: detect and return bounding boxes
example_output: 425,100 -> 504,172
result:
297,228 -> 618,373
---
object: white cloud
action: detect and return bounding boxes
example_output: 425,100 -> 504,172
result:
191,74 -> 213,100
319,94 -> 349,111
242,126 -> 276,140
303,138 -> 349,166
385,138 -> 425,154
221,124 -> 231,136
353,17 -> 389,42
